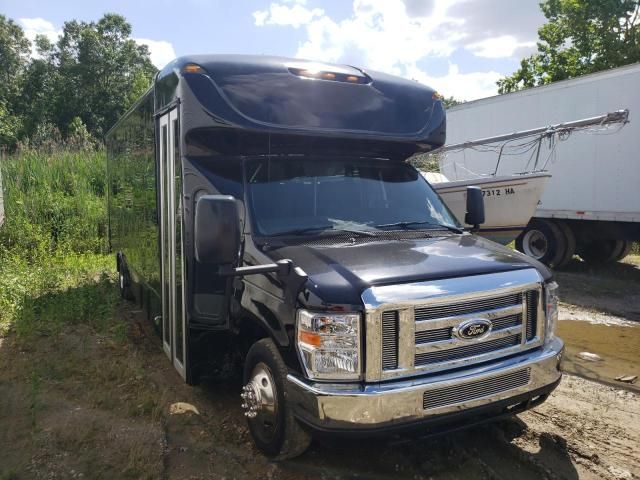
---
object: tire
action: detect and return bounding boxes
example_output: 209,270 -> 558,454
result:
578,239 -> 623,265
553,220 -> 576,269
614,240 -> 633,262
516,219 -> 567,268
117,256 -> 135,301
242,338 -> 311,460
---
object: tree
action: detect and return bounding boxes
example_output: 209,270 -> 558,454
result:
0,15 -> 30,147
498,0 -> 640,93
50,14 -> 157,138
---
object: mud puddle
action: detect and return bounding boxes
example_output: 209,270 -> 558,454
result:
557,320 -> 639,392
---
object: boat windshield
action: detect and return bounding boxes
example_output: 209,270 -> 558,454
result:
245,157 -> 460,237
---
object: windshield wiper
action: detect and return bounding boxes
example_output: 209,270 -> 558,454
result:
374,221 -> 463,234
270,226 -> 377,237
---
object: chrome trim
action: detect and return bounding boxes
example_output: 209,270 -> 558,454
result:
416,304 -> 523,332
415,325 -> 522,354
286,337 -> 563,430
362,269 -> 545,382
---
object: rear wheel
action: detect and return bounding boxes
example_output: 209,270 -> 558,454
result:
242,338 -> 311,460
614,240 -> 634,262
578,239 -> 623,265
553,221 -> 576,269
516,219 -> 567,268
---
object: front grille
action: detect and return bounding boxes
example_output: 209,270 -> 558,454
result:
415,293 -> 522,321
415,334 -> 521,366
378,285 -> 541,377
526,291 -> 538,341
423,368 -> 531,409
381,311 -> 399,370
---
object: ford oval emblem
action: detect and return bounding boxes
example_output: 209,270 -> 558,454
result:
455,319 -> 492,340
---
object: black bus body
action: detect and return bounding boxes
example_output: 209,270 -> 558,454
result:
106,55 -> 563,459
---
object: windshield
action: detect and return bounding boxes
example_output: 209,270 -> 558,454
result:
245,157 -> 459,236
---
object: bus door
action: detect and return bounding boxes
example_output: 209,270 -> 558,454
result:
159,108 -> 187,380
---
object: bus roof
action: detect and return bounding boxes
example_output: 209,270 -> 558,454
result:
155,55 -> 446,156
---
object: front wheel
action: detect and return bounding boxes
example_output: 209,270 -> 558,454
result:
242,338 -> 311,460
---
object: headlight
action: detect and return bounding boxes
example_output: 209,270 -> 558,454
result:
544,281 -> 559,341
296,310 -> 361,381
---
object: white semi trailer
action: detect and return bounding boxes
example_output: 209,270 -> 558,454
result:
441,63 -> 640,267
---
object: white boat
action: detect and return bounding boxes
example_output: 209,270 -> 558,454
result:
423,171 -> 551,245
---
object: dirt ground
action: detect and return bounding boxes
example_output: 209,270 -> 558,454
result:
1,256 -> 638,480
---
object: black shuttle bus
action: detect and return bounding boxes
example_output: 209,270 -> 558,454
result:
106,55 -> 563,459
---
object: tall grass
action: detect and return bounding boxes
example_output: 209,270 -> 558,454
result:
0,149 -> 117,337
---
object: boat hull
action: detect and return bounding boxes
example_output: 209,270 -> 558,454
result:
429,173 -> 551,245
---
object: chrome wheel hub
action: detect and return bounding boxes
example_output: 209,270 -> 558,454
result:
241,362 -> 277,426
523,229 -> 547,259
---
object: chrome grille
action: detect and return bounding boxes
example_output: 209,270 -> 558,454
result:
526,291 -> 538,341
364,270 -> 545,382
381,311 -> 399,370
416,327 -> 452,344
415,293 -> 522,321
423,368 -> 531,409
416,334 -> 521,366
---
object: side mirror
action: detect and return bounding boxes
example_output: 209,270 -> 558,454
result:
465,186 -> 485,230
195,195 -> 240,264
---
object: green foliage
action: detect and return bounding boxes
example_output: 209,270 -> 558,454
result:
498,0 -> 640,93
1,13 -> 157,149
0,149 -> 116,338
0,15 -> 30,149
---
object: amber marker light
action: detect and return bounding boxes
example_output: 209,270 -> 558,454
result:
299,330 -> 322,347
183,64 -> 204,73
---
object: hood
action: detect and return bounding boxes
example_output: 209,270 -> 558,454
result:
268,234 -> 551,306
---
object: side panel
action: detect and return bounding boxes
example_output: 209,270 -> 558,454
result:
106,91 -> 161,320
441,65 -> 640,222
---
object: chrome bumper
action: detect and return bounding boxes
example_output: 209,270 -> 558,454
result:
287,337 -> 563,432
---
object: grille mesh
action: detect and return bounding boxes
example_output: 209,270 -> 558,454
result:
491,314 -> 522,331
526,291 -> 538,340
415,293 -> 522,321
381,311 -> 399,370
415,334 -> 521,366
415,327 -> 452,344
423,368 -> 531,409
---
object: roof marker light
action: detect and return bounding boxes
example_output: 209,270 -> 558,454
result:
183,64 -> 204,74
288,67 -> 369,84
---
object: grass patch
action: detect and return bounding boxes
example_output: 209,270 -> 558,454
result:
0,148 -> 115,338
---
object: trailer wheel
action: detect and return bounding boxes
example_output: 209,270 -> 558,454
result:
578,239 -> 623,265
242,338 -> 311,460
614,240 -> 633,262
516,219 -> 567,268
553,221 -> 576,268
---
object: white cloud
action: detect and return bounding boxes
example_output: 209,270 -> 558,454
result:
135,38 -> 177,69
251,0 -> 548,100
18,17 -> 61,56
253,2 -> 325,29
466,35 -> 536,59
407,63 -> 503,101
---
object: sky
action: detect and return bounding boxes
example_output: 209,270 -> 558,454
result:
1,0 -> 547,101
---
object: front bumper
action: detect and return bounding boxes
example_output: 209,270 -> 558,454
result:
287,337 -> 563,433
